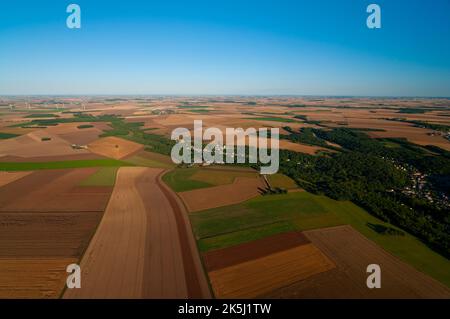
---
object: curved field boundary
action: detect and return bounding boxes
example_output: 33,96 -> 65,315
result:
179,176 -> 266,212
203,231 -> 310,272
301,225 -> 450,299
208,243 -> 335,298
156,171 -> 211,298
0,171 -> 32,187
64,167 -> 210,299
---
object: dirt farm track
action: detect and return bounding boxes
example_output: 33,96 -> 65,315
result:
63,167 -> 210,299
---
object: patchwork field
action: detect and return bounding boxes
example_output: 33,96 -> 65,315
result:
203,231 -> 311,272
162,166 -> 259,192
190,191 -> 450,287
0,130 -> 92,158
0,96 -> 449,299
0,168 -> 112,212
209,244 -> 335,298
0,171 -> 32,187
64,167 -> 210,299
179,176 -> 266,212
88,136 -> 144,159
264,226 -> 450,299
0,166 -> 113,298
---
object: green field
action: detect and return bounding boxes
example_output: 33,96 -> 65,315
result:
0,159 -> 131,171
162,166 -> 259,192
162,167 -> 213,192
190,191 -> 450,287
79,167 -> 118,186
0,132 -> 20,139
188,109 -> 210,113
245,117 -> 298,123
24,113 -> 59,118
267,173 -> 298,189
126,153 -> 175,169
197,221 -> 296,252
177,105 -> 210,109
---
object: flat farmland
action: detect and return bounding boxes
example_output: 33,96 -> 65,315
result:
0,96 -> 449,299
0,130 -> 92,158
264,226 -> 450,298
64,167 -> 210,299
208,244 -> 335,298
0,212 -> 102,258
0,168 -> 112,212
125,150 -> 175,169
0,167 -> 113,298
179,176 -> 265,212
0,171 -> 31,187
163,166 -> 260,192
203,231 -> 311,272
0,258 -> 76,298
190,191 -> 450,286
88,136 -> 144,159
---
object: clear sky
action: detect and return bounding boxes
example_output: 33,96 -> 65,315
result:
0,0 -> 449,96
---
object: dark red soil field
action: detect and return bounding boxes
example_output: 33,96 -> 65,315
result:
263,226 -> 450,299
203,231 -> 310,272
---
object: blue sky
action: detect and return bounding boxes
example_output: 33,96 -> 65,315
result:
0,0 -> 449,96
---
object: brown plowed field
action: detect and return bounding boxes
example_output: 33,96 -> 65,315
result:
264,226 -> 450,299
64,167 -> 210,299
0,171 -> 32,187
179,176 -> 266,212
0,169 -> 69,208
208,244 -> 335,298
203,231 -> 310,272
87,136 -> 144,159
0,168 -> 109,298
0,168 -> 111,212
0,212 -> 102,258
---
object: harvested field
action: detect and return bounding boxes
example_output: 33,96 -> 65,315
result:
179,176 -> 266,212
64,167 -> 210,299
45,123 -> 103,145
0,153 -> 105,163
328,118 -> 450,151
58,130 -> 101,145
0,168 -> 112,212
209,244 -> 335,298
0,258 -> 76,298
88,136 -> 144,159
0,212 -> 102,258
0,130 -> 91,158
264,226 -> 450,299
277,139 -> 331,154
0,171 -> 32,187
203,231 -> 310,272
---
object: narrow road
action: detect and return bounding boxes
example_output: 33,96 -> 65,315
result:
64,167 -> 210,298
